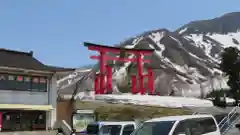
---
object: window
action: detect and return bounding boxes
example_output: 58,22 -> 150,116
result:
177,117 -> 217,135
98,125 -> 122,135
122,125 -> 135,135
0,73 -> 48,92
0,74 -> 10,90
187,120 -> 203,135
2,111 -> 46,131
132,121 -> 176,135
31,77 -> 47,92
0,74 -> 31,91
195,117 -> 217,134
173,121 -> 191,135
39,77 -> 47,91
15,75 -> 31,91
31,112 -> 46,130
87,124 -> 99,134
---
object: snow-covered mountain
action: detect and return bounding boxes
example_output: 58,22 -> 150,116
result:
110,12 -> 240,97
58,12 -> 240,97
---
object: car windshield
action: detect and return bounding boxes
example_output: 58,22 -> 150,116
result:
87,124 -> 99,134
98,125 -> 122,135
131,121 -> 176,135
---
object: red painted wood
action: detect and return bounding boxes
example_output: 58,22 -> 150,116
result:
137,53 -> 145,95
131,75 -> 137,94
106,65 -> 112,94
87,46 -> 153,55
99,52 -> 106,94
90,55 -> 151,63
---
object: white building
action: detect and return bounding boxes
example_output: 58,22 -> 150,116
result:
0,49 -> 74,131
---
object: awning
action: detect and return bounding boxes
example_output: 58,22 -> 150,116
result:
0,104 -> 53,111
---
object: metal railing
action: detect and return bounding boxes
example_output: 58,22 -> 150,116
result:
218,103 -> 240,135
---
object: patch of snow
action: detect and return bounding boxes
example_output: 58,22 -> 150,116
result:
176,74 -> 188,82
207,31 -> 240,49
133,36 -> 143,45
170,36 -> 183,46
94,94 -> 213,108
113,54 -> 134,82
57,69 -> 91,85
183,37 -> 191,41
173,64 -> 187,74
178,27 -> 188,34
74,91 -> 214,108
148,44 -> 155,49
149,32 -> 165,57
184,34 -> 220,63
125,36 -> 143,49
188,52 -> 204,61
57,69 -> 92,90
189,68 -> 207,81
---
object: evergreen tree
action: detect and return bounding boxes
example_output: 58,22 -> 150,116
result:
220,47 -> 240,105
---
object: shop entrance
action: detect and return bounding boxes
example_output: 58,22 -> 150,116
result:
1,110 -> 46,131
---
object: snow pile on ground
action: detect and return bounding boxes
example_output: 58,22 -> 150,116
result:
76,92 -> 213,108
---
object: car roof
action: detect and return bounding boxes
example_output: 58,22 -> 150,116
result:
146,115 -> 214,122
90,121 -> 136,126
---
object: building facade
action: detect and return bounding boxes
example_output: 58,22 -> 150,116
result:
0,49 -> 74,131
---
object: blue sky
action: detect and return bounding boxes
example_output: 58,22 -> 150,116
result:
0,0 -> 240,68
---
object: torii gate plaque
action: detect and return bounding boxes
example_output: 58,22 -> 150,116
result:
84,42 -> 155,95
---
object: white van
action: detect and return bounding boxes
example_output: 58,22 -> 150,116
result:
131,115 -> 221,135
87,121 -> 137,135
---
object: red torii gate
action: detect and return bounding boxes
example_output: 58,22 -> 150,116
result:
84,42 -> 155,95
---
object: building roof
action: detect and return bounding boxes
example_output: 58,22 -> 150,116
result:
0,48 -> 74,72
47,65 -> 75,72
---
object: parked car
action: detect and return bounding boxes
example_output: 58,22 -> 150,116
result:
131,115 -> 221,135
87,121 -> 137,135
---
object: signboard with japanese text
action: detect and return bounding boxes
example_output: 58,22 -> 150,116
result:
0,73 -> 48,92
